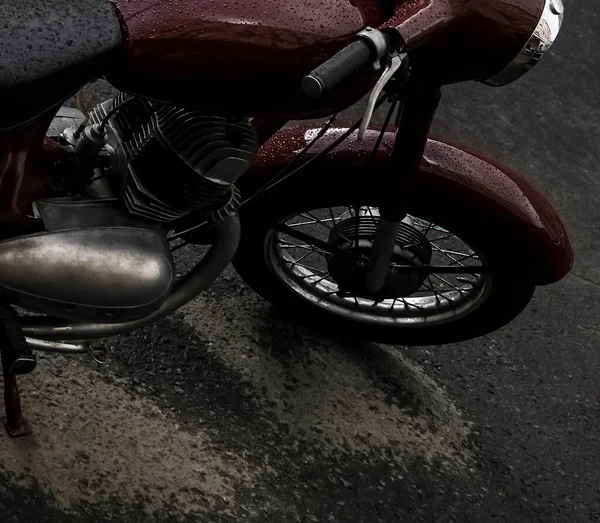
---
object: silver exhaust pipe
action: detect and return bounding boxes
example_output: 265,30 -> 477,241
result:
25,338 -> 87,354
20,216 -> 240,341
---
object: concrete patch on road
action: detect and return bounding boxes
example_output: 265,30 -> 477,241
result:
0,353 -> 252,516
181,271 -> 473,472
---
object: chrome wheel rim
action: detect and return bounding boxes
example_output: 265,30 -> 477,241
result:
264,206 -> 494,328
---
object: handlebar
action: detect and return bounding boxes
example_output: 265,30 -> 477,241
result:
301,28 -> 394,99
302,39 -> 373,98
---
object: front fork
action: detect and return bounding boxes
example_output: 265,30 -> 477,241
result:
365,81 -> 441,293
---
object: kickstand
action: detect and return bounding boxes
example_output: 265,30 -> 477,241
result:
3,370 -> 31,437
0,303 -> 36,437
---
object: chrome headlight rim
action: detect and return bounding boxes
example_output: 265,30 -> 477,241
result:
483,0 -> 564,87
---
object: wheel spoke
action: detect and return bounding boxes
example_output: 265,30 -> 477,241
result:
290,250 -> 316,265
273,222 -> 357,260
311,274 -> 331,285
329,207 -> 338,226
298,211 -> 356,246
300,270 -> 329,279
287,217 -> 336,228
431,246 -> 479,266
278,241 -> 329,254
424,276 -> 441,302
428,233 -> 456,243
279,243 -> 330,259
300,212 -> 336,232
401,297 -> 426,310
424,276 -> 454,303
431,249 -> 463,267
412,219 -> 435,238
431,273 -> 466,292
457,276 -> 477,286
291,261 -> 328,273
435,249 -> 477,259
415,287 -> 459,294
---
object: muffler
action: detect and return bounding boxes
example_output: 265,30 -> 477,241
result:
0,226 -> 174,322
19,216 -> 240,341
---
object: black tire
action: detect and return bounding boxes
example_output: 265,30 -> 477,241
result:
233,168 -> 535,345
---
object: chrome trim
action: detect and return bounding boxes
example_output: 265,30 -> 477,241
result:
357,27 -> 389,58
483,0 -> 564,86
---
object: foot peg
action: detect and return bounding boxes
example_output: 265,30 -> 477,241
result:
0,305 -> 111,437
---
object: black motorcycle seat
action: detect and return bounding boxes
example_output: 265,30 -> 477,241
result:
0,0 -> 122,129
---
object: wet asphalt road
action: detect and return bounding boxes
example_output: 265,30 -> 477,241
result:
411,1 -> 600,519
0,1 -> 599,522
338,1 -> 600,518
408,1 -> 600,519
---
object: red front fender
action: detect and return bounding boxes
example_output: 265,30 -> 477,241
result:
243,124 -> 573,285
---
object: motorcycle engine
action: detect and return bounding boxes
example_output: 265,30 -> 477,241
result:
78,93 -> 259,222
0,95 -> 258,323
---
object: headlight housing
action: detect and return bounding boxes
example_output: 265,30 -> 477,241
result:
483,0 -> 564,86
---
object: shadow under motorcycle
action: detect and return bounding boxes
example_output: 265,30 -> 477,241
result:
232,124 -> 574,345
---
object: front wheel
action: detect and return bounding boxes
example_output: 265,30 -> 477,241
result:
233,171 -> 535,345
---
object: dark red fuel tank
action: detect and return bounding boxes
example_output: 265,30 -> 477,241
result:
107,0 -> 387,119
107,0 -> 545,117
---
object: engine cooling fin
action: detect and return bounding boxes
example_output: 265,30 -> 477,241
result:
203,185 -> 241,222
90,94 -> 258,222
154,104 -> 257,184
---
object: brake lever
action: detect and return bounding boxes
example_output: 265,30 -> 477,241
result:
358,54 -> 404,141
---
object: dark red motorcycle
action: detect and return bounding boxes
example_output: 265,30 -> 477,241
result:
0,0 -> 571,432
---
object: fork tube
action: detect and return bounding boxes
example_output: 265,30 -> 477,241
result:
365,81 -> 440,293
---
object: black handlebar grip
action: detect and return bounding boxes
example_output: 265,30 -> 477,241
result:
302,39 -> 374,98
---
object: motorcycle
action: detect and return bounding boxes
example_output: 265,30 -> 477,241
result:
0,0 -> 571,434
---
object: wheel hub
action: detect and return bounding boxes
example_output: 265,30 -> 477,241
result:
327,215 -> 432,299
